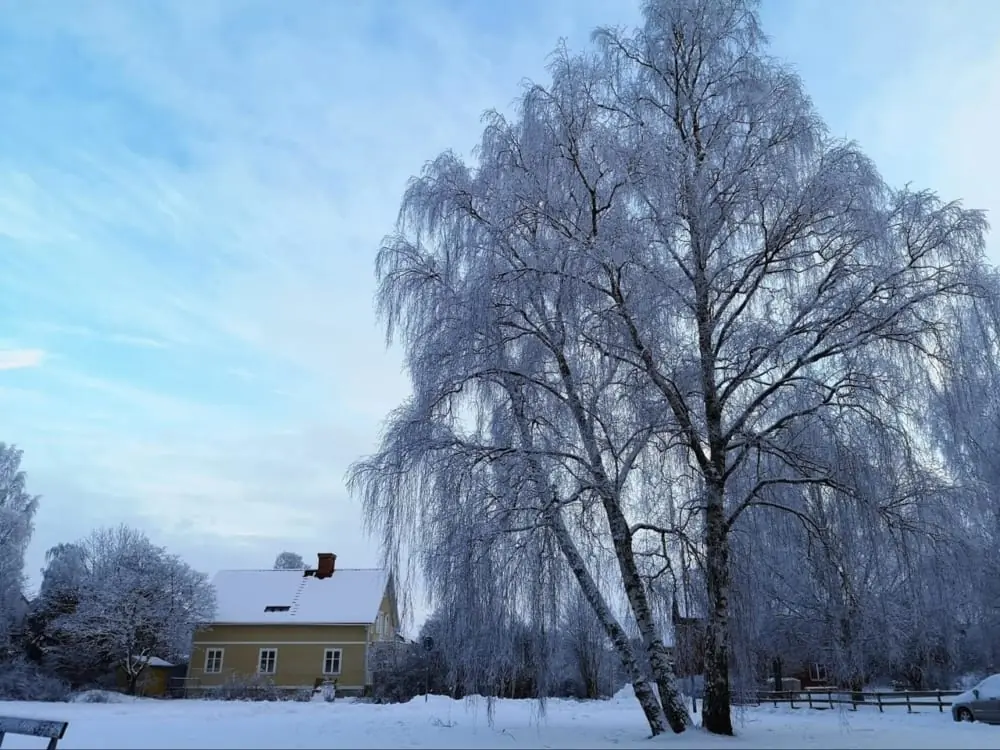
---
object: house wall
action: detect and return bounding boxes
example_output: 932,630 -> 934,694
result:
116,666 -> 170,697
768,656 -> 832,689
188,624 -> 371,693
372,589 -> 399,641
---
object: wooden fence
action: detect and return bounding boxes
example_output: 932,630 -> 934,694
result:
750,688 -> 964,713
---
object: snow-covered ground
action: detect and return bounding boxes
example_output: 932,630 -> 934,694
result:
0,692 -> 996,749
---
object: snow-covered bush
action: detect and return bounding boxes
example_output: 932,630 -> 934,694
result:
369,641 -> 436,704
0,658 -> 70,702
70,689 -> 135,704
204,674 -> 283,702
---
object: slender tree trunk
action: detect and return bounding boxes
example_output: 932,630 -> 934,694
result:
702,483 -> 735,735
543,360 -> 690,733
509,382 -> 687,734
600,496 -> 691,733
547,507 -> 670,736
646,628 -> 691,732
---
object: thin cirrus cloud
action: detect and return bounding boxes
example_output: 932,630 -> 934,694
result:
0,0 -> 996,605
0,0 -> 644,590
0,349 -> 44,370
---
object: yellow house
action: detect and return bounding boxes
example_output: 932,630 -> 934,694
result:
116,656 -> 176,697
187,553 -> 399,696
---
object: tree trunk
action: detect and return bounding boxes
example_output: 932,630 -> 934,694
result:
538,349 -> 690,732
510,389 -> 682,736
547,507 -> 671,736
702,485 -> 735,735
594,491 -> 690,733
646,637 -> 692,733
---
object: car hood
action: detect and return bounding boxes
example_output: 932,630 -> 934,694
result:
953,689 -> 975,705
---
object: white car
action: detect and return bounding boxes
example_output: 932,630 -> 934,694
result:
951,674 -> 1000,724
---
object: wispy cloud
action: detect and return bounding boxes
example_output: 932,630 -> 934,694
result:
0,348 -> 44,370
763,0 -> 1000,263
0,0 -> 642,587
0,0 -> 995,601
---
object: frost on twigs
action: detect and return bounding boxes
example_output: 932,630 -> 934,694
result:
349,0 -> 994,738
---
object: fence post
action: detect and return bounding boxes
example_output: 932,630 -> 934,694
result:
828,690 -> 834,710
790,692 -> 796,709
937,691 -> 944,713
876,692 -> 883,713
906,692 -> 912,714
807,691 -> 813,710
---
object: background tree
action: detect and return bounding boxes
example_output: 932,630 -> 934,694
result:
557,587 -> 620,700
0,443 -> 39,657
23,543 -> 89,670
45,525 -> 216,693
273,551 -> 307,570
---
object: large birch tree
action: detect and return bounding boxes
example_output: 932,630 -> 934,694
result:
587,0 -> 988,733
352,0 -> 991,737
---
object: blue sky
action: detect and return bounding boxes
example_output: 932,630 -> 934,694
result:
1,0 -> 998,599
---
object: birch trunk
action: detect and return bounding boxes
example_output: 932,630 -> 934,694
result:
509,389 -> 677,736
546,352 -> 691,733
600,496 -> 691,733
548,508 -> 670,736
702,483 -> 734,735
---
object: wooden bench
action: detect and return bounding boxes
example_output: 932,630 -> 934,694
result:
0,716 -> 69,749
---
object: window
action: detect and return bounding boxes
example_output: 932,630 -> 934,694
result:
978,675 -> 1000,698
809,663 -> 828,683
376,612 -> 394,640
258,648 -> 277,674
204,648 -> 224,674
323,648 -> 342,675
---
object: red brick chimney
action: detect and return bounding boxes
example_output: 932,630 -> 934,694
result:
316,553 -> 336,579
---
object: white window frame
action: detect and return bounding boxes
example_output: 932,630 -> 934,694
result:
809,663 -> 828,683
204,647 -> 225,674
322,648 -> 342,675
258,648 -> 278,675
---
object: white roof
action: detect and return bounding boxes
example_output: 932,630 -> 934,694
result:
133,656 -> 174,667
210,568 -> 389,625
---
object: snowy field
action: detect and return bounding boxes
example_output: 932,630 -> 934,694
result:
1,692 -> 997,749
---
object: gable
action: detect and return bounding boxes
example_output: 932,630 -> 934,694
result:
211,568 -> 388,625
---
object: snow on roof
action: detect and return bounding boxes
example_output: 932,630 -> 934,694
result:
210,568 -> 389,625
133,656 -> 174,667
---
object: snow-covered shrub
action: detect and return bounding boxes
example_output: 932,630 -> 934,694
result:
71,689 -> 133,704
204,673 -> 282,702
369,641 -> 436,704
0,658 -> 70,701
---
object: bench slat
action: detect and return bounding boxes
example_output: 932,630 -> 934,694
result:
0,717 -> 69,739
